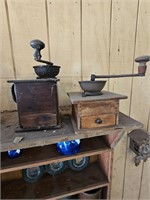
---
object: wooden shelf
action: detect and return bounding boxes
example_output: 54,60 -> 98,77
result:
1,162 -> 109,199
1,111 -> 143,152
1,137 -> 110,173
1,110 -> 143,199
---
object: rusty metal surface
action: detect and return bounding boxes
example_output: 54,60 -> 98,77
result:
128,129 -> 150,166
33,65 -> 60,78
30,39 -> 53,65
79,81 -> 106,93
90,55 -> 150,81
91,73 -> 144,81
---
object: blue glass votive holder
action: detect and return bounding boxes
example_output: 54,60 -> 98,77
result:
56,139 -> 80,155
8,149 -> 21,158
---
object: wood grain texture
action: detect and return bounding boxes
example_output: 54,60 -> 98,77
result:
123,136 -> 143,200
139,160 -> 150,200
1,111 -> 143,152
110,132 -> 128,199
1,163 -> 109,200
1,0 -> 150,199
79,100 -> 119,116
130,0 -> 150,129
47,0 -> 81,105
1,137 -> 110,173
81,114 -> 116,129
109,0 -> 139,115
57,77 -> 82,106
98,151 -> 112,199
82,0 -> 111,78
47,0 -> 81,77
7,0 -> 49,78
68,91 -> 127,104
68,91 -> 127,128
0,0 -> 16,110
127,1 -> 150,198
0,0 -> 15,79
98,151 -> 112,181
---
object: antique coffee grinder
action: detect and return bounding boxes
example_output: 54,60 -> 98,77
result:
79,55 -> 150,97
8,39 -> 61,132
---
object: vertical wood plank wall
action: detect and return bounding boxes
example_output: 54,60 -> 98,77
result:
1,0 -> 150,199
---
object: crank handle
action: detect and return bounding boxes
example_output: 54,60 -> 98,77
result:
135,55 -> 150,75
30,39 -> 53,65
135,55 -> 150,63
91,55 -> 150,81
30,39 -> 45,60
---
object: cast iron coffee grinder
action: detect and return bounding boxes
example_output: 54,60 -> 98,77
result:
79,55 -> 150,96
8,39 -> 61,132
76,54 -> 150,166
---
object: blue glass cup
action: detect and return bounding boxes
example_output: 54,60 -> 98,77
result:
56,139 -> 80,155
8,149 -> 21,158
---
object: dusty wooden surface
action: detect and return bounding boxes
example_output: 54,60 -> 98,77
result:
1,111 -> 142,153
69,91 -> 127,129
68,91 -> 127,104
1,0 -> 150,199
1,162 -> 108,200
1,137 -> 110,173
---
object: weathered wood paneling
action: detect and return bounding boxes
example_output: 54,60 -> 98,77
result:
123,137 -> 143,200
139,160 -> 150,200
110,132 -> 127,199
127,1 -> 150,199
0,0 -> 16,110
82,0 -> 111,81
47,0 -> 81,105
109,0 -> 139,115
130,0 -> 150,129
57,77 -> 81,106
7,0 -> 49,78
0,0 -> 150,199
0,0 -> 15,79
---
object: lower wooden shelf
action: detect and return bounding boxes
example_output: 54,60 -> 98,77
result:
1,137 -> 110,173
1,162 -> 109,199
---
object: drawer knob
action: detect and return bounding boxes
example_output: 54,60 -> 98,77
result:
95,118 -> 103,124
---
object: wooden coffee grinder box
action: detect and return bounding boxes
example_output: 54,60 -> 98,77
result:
68,91 -> 127,129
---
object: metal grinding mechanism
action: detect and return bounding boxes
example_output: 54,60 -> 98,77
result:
79,55 -> 150,96
30,39 -> 61,78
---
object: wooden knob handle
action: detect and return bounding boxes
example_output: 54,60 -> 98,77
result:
135,55 -> 150,63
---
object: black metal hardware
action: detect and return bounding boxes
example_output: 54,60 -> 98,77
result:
95,118 -> 103,124
30,39 -> 53,65
128,129 -> 150,166
91,55 -> 150,81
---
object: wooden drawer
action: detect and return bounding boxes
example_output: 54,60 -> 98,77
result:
19,113 -> 57,129
72,100 -> 119,129
81,114 -> 116,129
68,91 -> 127,129
79,100 -> 119,116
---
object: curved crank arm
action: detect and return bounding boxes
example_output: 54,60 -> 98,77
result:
35,59 -> 53,65
91,55 -> 150,81
30,39 -> 53,65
